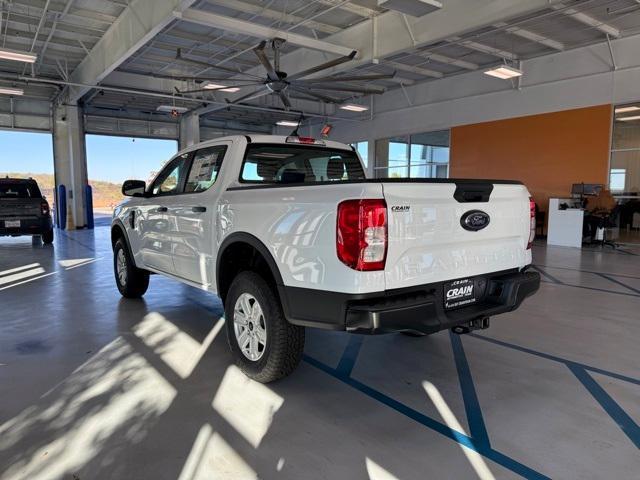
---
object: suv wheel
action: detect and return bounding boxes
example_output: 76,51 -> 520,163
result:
41,228 -> 54,244
113,238 -> 149,298
225,271 -> 304,383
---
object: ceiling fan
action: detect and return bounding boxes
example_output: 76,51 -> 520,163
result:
171,39 -> 395,110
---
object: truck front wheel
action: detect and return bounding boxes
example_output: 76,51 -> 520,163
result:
225,271 -> 304,383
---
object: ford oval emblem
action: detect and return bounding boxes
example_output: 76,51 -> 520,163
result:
461,210 -> 490,231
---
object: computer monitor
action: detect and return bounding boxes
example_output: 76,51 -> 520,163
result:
571,183 -> 603,197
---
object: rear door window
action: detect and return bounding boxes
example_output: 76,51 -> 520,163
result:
0,182 -> 40,198
184,146 -> 227,193
240,144 -> 365,184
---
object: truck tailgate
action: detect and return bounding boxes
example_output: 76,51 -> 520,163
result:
382,181 -> 531,290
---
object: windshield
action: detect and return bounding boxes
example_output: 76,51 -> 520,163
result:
241,144 -> 366,184
0,182 -> 41,199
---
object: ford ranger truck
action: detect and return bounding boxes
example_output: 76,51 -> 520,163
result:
111,135 -> 540,383
0,177 -> 54,244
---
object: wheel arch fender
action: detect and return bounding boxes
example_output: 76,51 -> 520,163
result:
111,219 -> 138,268
216,232 -> 287,310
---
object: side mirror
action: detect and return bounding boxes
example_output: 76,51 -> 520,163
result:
122,180 -> 146,197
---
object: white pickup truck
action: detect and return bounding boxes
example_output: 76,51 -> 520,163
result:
111,134 -> 540,382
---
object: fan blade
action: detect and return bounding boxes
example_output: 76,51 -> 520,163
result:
296,72 -> 396,83
174,81 -> 265,95
278,91 -> 292,109
175,49 -> 263,80
301,83 -> 385,94
253,41 -> 279,81
288,86 -> 341,104
228,88 -> 271,105
287,50 -> 357,81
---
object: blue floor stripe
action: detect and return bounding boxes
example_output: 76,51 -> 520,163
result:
469,334 -> 640,387
303,354 -> 550,480
567,364 -> 640,449
530,265 -> 563,284
449,331 -> 491,448
335,335 -> 365,377
539,279 -> 640,298
596,272 -> 640,295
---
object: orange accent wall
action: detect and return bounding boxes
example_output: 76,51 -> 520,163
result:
450,105 -> 612,212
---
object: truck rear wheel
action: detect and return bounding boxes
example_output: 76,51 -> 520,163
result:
41,228 -> 54,244
113,238 -> 149,298
225,271 -> 304,383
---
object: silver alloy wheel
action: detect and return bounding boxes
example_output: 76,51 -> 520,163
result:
233,293 -> 267,361
116,248 -> 127,286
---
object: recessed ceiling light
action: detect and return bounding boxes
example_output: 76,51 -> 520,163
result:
617,115 -> 640,122
615,106 -> 640,114
203,82 -> 240,92
0,48 -> 37,64
340,103 -> 369,112
484,65 -> 523,80
157,105 -> 189,113
276,120 -> 299,127
0,86 -> 24,96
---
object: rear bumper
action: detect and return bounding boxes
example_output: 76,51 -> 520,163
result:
0,216 -> 52,236
280,268 -> 540,334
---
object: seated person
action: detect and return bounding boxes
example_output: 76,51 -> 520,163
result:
583,189 -> 617,242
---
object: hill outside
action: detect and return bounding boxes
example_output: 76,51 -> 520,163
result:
1,173 -> 124,210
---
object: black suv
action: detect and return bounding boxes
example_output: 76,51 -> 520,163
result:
0,177 -> 54,244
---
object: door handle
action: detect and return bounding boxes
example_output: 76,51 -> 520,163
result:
157,206 -> 168,212
192,206 -> 207,213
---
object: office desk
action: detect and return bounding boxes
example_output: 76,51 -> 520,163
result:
547,198 -> 583,248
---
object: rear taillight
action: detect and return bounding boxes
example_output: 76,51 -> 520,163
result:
41,200 -> 50,216
337,199 -> 387,271
527,197 -> 536,249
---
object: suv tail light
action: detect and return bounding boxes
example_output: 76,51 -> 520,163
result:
41,200 -> 50,216
527,197 -> 536,249
337,199 -> 387,271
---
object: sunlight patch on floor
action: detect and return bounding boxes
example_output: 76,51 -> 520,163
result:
423,381 -> 496,480
0,337 -> 177,480
177,423 -> 257,480
212,365 -> 284,448
133,313 -> 224,379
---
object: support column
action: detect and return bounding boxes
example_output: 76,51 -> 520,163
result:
53,103 -> 89,230
179,112 -> 200,150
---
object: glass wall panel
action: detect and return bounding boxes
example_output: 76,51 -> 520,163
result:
351,141 -> 369,168
374,130 -> 450,179
611,103 -> 640,243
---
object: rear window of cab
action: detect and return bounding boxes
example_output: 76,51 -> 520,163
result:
240,144 -> 366,184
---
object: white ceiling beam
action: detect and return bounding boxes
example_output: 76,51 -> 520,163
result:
206,0 -> 341,34
67,0 -> 199,102
451,38 -> 518,61
174,8 -> 356,57
495,22 -> 565,51
552,4 -> 620,38
316,0 -> 378,18
384,60 -> 443,78
419,51 -> 478,70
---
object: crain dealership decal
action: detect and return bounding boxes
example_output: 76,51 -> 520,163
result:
460,210 -> 490,231
391,205 -> 410,212
446,283 -> 473,299
445,278 -> 477,309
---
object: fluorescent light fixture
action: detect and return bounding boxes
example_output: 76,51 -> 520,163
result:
615,106 -> 640,114
0,86 -> 24,96
157,105 -> 189,113
0,47 -> 37,64
617,115 -> 640,122
276,120 -> 299,127
203,82 -> 240,93
484,65 -> 523,79
340,103 -> 369,112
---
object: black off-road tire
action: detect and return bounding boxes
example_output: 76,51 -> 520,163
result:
41,228 -> 54,244
225,271 -> 305,383
114,238 -> 149,298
